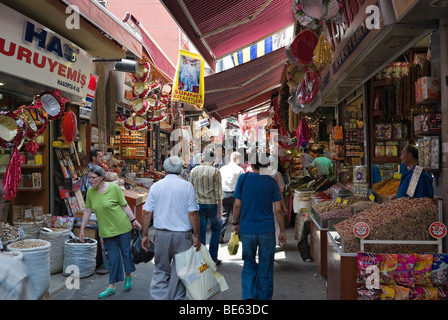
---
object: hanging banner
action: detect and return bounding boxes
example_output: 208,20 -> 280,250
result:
171,50 -> 205,108
80,74 -> 99,119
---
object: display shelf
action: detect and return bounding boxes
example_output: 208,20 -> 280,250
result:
326,231 -> 357,300
310,214 -> 328,277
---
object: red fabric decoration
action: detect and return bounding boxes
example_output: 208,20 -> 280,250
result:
61,109 -> 77,144
290,29 -> 319,65
296,118 -> 312,148
24,140 -> 39,155
297,69 -> 320,106
3,147 -> 22,201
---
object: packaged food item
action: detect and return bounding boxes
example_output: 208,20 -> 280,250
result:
431,254 -> 448,286
394,286 -> 410,300
357,253 -> 381,287
385,141 -> 399,157
379,254 -> 397,285
381,285 -> 395,300
375,142 -> 385,157
358,287 -> 381,300
394,254 -> 415,287
413,254 -> 433,286
409,286 -> 425,300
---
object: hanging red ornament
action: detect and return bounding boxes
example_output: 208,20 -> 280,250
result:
61,109 -> 78,144
2,147 -> 22,201
288,29 -> 319,66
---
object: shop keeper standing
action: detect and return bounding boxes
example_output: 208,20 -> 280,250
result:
392,144 -> 434,199
80,165 -> 141,299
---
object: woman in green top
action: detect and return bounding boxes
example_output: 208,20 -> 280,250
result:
80,166 -> 142,298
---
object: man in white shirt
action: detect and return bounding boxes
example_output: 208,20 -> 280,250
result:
142,156 -> 200,300
219,151 -> 244,243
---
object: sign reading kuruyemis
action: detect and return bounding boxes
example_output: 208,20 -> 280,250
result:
171,49 -> 205,108
0,3 -> 95,99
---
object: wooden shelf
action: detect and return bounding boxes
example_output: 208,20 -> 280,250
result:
372,156 -> 400,164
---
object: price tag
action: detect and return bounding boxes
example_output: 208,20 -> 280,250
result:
343,200 -> 348,205
393,172 -> 402,179
429,222 -> 447,239
369,193 -> 375,202
336,197 -> 341,203
353,222 -> 370,238
18,227 -> 24,239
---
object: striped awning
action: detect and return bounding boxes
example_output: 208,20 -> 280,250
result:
159,0 -> 294,70
231,37 -> 273,67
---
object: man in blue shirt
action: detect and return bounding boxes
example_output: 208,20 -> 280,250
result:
232,153 -> 286,300
394,144 -> 433,199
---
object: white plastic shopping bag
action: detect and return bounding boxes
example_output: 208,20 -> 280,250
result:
175,246 -> 221,300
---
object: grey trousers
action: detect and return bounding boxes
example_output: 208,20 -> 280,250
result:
149,229 -> 193,300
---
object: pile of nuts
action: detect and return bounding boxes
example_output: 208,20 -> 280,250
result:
335,197 -> 438,253
312,200 -> 345,214
8,240 -> 47,249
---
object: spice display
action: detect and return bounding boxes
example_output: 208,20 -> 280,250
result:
374,178 -> 401,197
341,196 -> 368,205
350,201 -> 378,213
318,208 -> 354,228
312,200 -> 345,214
334,197 -> 438,253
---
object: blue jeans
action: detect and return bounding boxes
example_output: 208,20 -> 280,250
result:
103,232 -> 136,284
198,204 -> 221,261
240,232 -> 276,300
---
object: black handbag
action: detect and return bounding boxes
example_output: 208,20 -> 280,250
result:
131,229 -> 154,264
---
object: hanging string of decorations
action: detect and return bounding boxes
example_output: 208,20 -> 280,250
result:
124,60 -> 173,131
286,0 -> 343,118
1,89 -> 71,201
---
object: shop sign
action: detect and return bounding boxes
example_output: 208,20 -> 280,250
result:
0,3 -> 95,99
353,222 -> 370,238
80,74 -> 99,119
195,118 -> 209,129
429,222 -> 447,239
171,50 -> 205,108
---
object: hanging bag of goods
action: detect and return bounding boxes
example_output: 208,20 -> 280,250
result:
296,68 -> 321,113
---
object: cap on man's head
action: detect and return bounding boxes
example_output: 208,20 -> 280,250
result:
163,156 -> 182,174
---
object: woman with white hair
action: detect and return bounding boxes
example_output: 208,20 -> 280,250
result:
80,165 -> 141,298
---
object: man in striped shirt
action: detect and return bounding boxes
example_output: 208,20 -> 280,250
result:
189,150 -> 223,265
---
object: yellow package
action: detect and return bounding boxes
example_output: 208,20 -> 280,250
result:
228,232 -> 239,255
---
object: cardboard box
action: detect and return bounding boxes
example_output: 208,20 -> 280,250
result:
414,112 -> 441,134
415,77 -> 440,103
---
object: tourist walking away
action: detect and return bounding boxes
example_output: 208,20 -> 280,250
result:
232,153 -> 287,300
392,144 -> 434,199
308,147 -> 333,178
189,150 -> 223,265
80,165 -> 142,298
219,151 -> 244,243
142,156 -> 201,300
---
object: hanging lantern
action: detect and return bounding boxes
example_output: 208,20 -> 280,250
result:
147,109 -> 167,123
131,98 -> 151,116
132,81 -> 151,99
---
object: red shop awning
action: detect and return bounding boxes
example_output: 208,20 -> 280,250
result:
160,0 -> 294,70
60,0 -> 142,57
204,47 -> 287,120
122,13 -> 176,81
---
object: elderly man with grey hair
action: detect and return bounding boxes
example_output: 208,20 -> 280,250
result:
141,156 -> 200,300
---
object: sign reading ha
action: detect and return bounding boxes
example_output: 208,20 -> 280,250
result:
0,3 -> 95,99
